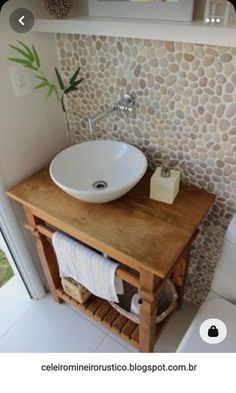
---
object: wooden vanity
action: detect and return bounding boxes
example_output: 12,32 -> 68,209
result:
7,168 -> 215,352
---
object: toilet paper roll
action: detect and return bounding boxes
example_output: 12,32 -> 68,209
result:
130,293 -> 142,315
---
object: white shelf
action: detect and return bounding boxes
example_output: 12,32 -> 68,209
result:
33,17 -> 236,47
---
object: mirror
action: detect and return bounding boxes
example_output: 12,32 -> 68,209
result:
89,0 -> 195,21
90,1 -> 235,25
98,0 -> 180,2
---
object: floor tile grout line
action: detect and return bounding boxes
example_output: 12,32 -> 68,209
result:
94,333 -> 110,353
94,334 -> 133,353
0,301 -> 34,341
107,333 -> 138,353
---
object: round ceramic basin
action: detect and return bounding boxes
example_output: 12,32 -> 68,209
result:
50,140 -> 148,203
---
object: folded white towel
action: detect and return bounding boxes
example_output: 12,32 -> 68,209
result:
52,231 -> 124,302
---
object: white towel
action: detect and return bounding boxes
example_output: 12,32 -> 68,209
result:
52,231 -> 124,302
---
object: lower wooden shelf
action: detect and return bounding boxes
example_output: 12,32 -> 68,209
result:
56,287 -> 140,348
56,286 -> 176,351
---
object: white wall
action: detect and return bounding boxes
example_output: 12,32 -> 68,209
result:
1,0 -> 68,187
0,0 -> 68,297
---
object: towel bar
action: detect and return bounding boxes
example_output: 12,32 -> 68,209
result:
25,223 -> 140,289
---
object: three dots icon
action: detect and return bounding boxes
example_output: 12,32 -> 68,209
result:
205,17 -> 222,24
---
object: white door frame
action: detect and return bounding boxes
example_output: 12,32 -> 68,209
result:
0,174 -> 45,300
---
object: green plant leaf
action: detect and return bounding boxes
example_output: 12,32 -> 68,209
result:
34,81 -> 48,90
35,75 -> 48,82
23,64 -> 39,71
9,44 -> 33,61
17,41 -> 34,60
55,67 -> 65,90
8,57 -> 33,66
71,78 -> 83,88
52,85 -> 59,99
32,45 -> 40,67
61,96 -> 66,112
46,85 -> 58,99
64,85 -> 78,95
46,85 -> 54,99
8,41 -> 83,113
69,66 -> 81,85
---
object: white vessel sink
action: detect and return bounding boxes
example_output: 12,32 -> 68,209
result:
50,140 -> 148,203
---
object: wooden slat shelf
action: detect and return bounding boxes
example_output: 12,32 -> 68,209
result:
56,287 -> 140,348
56,286 -> 176,349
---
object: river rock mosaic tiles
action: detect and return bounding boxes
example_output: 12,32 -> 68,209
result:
57,34 -> 236,305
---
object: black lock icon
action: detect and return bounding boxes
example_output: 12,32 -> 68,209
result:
208,325 -> 219,337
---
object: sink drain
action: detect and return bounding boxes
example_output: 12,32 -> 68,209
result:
92,180 -> 108,190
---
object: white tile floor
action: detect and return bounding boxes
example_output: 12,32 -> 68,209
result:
0,275 -> 31,337
0,294 -> 198,353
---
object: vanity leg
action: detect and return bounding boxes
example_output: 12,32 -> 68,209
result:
139,271 -> 161,353
173,247 -> 190,309
24,207 -> 62,303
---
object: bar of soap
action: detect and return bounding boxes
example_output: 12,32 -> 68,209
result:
150,167 -> 180,204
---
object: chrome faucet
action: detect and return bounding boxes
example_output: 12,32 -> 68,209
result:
88,94 -> 135,133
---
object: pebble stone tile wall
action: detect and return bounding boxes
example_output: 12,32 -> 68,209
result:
57,33 -> 236,305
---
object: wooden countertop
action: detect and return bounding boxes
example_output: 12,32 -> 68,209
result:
6,168 -> 215,278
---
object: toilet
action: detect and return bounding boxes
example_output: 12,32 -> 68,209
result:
178,214 -> 236,352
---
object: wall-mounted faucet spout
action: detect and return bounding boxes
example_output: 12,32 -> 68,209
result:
88,94 -> 135,133
88,106 -> 116,133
